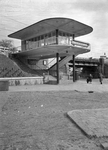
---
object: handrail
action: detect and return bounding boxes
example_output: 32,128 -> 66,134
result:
71,40 -> 90,48
47,58 -> 56,68
76,57 -> 100,62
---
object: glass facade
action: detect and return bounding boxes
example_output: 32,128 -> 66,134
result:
22,30 -> 73,51
58,31 -> 73,45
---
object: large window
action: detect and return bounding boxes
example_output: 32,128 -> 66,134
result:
23,30 -> 73,51
58,31 -> 73,45
44,31 -> 56,45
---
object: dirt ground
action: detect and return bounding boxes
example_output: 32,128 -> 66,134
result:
0,90 -> 108,150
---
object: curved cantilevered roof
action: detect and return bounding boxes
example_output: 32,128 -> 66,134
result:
8,17 -> 93,40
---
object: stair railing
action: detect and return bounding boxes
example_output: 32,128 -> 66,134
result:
44,58 -> 56,69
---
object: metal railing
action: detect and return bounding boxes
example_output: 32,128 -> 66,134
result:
71,40 -> 90,49
47,58 -> 56,68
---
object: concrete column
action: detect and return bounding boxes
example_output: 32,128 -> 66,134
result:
73,34 -> 75,40
73,54 -> 75,82
56,53 -> 59,84
72,34 -> 75,82
56,29 -> 58,44
56,29 -> 59,84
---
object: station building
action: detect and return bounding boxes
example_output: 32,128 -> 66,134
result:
8,17 -> 93,84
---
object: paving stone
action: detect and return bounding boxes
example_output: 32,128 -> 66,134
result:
67,108 -> 108,137
100,142 -> 108,150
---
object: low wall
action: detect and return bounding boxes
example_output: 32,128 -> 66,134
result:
0,77 -> 43,86
0,79 -> 9,91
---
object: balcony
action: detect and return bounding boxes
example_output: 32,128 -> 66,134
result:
71,40 -> 90,50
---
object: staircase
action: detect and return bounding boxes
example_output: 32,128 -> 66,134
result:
0,54 -> 36,77
9,53 -> 74,84
49,55 -> 72,70
10,54 -> 44,76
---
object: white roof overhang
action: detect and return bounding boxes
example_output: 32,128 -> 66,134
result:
8,17 -> 93,40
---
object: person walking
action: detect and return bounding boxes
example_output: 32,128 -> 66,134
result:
99,73 -> 103,84
87,74 -> 92,83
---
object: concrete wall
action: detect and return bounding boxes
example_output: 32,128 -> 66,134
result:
0,79 -> 9,91
29,59 -> 48,70
0,77 -> 43,86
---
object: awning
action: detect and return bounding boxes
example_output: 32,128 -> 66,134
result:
8,17 -> 93,40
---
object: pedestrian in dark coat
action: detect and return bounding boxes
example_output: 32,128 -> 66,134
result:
87,74 -> 92,83
99,73 -> 103,84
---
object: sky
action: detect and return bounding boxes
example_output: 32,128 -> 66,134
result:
0,0 -> 108,58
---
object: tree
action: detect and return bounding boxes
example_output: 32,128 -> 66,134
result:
0,39 -> 18,53
0,39 -> 13,49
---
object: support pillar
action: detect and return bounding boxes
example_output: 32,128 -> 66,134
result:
73,54 -> 75,82
72,34 -> 76,82
56,53 -> 59,84
56,29 -> 58,44
56,29 -> 59,84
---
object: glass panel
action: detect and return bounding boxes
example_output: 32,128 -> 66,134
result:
51,36 -> 56,44
47,36 -> 55,45
26,40 -> 29,50
58,35 -> 67,45
65,36 -> 68,45
32,41 -> 35,49
58,31 -> 69,45
63,32 -> 65,37
40,39 -> 44,46
29,39 -> 33,49
44,34 -> 48,45
58,31 -> 62,36
41,35 -> 44,40
38,36 -> 41,47
52,31 -> 56,36
69,36 -> 73,45
22,40 -> 26,51
48,32 -> 51,38
67,37 -> 70,45
35,40 -> 38,48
